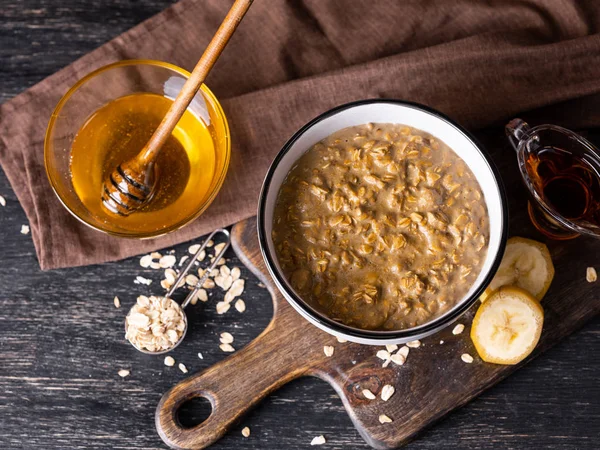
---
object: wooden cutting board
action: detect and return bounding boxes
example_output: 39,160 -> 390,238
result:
156,216 -> 599,450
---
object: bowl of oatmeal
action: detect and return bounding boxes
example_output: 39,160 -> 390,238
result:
258,100 -> 508,345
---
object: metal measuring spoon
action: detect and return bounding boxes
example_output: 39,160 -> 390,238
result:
125,228 -> 231,355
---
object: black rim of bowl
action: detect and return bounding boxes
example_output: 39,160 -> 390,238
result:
257,98 -> 509,341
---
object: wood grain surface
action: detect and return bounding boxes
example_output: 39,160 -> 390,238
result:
1,1 -> 599,449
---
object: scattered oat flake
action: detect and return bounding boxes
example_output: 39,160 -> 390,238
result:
310,435 -> 326,446
323,345 -> 334,357
362,389 -> 376,400
179,255 -> 189,267
118,369 -> 130,378
376,350 -> 391,361
220,332 -> 234,344
336,336 -> 347,343
0,195 -> 5,207
235,299 -> 246,312
185,274 -> 200,286
197,352 -> 203,359
440,340 -> 444,344
178,363 -> 188,373
159,255 -> 176,268
257,282 -> 266,288
406,340 -> 421,348
150,252 -> 162,259
391,353 -> 406,366
241,426 -> 250,438
113,296 -> 121,308
220,343 -> 235,352
461,353 -> 474,364
216,301 -> 230,315
231,267 -> 241,281
397,346 -> 410,358
20,225 -> 30,235
379,414 -> 393,424
198,289 -> 208,302
213,242 -> 226,254
134,276 -> 152,285
140,254 -> 153,268
161,279 -> 172,290
452,323 -> 465,335
385,344 -> 398,353
150,262 -> 161,270
188,244 -> 201,254
164,356 -> 175,367
381,385 -> 395,401
586,267 -> 597,283
206,239 -> 214,247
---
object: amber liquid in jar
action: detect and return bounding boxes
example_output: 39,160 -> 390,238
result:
70,93 -> 216,234
526,146 -> 600,228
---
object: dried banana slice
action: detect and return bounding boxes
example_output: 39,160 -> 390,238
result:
471,286 -> 544,365
483,237 -> 554,301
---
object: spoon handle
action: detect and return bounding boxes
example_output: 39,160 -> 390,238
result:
140,0 -> 253,164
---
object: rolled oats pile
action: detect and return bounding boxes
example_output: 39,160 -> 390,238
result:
125,295 -> 186,352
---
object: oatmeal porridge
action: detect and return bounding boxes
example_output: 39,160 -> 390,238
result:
272,123 -> 489,331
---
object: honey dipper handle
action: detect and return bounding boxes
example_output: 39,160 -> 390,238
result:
140,0 -> 253,164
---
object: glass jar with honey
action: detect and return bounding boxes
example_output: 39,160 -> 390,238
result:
45,60 -> 230,238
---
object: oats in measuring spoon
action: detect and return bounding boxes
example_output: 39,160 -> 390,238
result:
125,295 -> 186,353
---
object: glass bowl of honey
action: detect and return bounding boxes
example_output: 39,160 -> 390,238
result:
44,59 -> 230,238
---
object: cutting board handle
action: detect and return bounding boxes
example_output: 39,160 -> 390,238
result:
155,291 -> 316,450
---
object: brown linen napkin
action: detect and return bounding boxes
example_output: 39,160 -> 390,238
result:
2,0 -> 600,270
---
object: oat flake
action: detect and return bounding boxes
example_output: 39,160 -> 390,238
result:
381,385 -> 395,401
159,255 -> 176,268
220,343 -> 235,352
586,267 -> 597,283
0,195 -> 5,207
461,353 -> 474,363
397,346 -> 410,358
452,323 -> 465,335
241,426 -> 250,438
220,332 -> 234,344
140,254 -> 153,268
216,301 -> 230,314
323,345 -> 334,357
379,414 -> 393,424
234,299 -> 246,312
20,225 -> 30,235
118,369 -> 130,378
310,435 -> 326,446
113,296 -> 121,308
164,356 -> 175,367
362,389 -> 376,400
376,350 -> 391,361
406,340 -> 421,348
178,363 -> 188,373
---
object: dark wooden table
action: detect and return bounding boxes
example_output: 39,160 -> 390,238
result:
1,1 -> 598,449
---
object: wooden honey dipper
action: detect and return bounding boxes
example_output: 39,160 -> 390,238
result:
102,0 -> 253,216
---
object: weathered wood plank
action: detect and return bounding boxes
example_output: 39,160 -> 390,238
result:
0,1 -> 599,449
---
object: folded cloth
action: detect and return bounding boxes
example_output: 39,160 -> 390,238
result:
1,0 -> 600,269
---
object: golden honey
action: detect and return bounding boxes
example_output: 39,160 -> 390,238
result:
70,93 -> 216,234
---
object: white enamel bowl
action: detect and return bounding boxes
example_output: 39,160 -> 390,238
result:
258,100 -> 508,345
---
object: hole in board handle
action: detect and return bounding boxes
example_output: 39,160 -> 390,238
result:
177,396 -> 213,429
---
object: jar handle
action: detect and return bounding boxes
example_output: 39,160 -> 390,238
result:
505,118 -> 531,153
